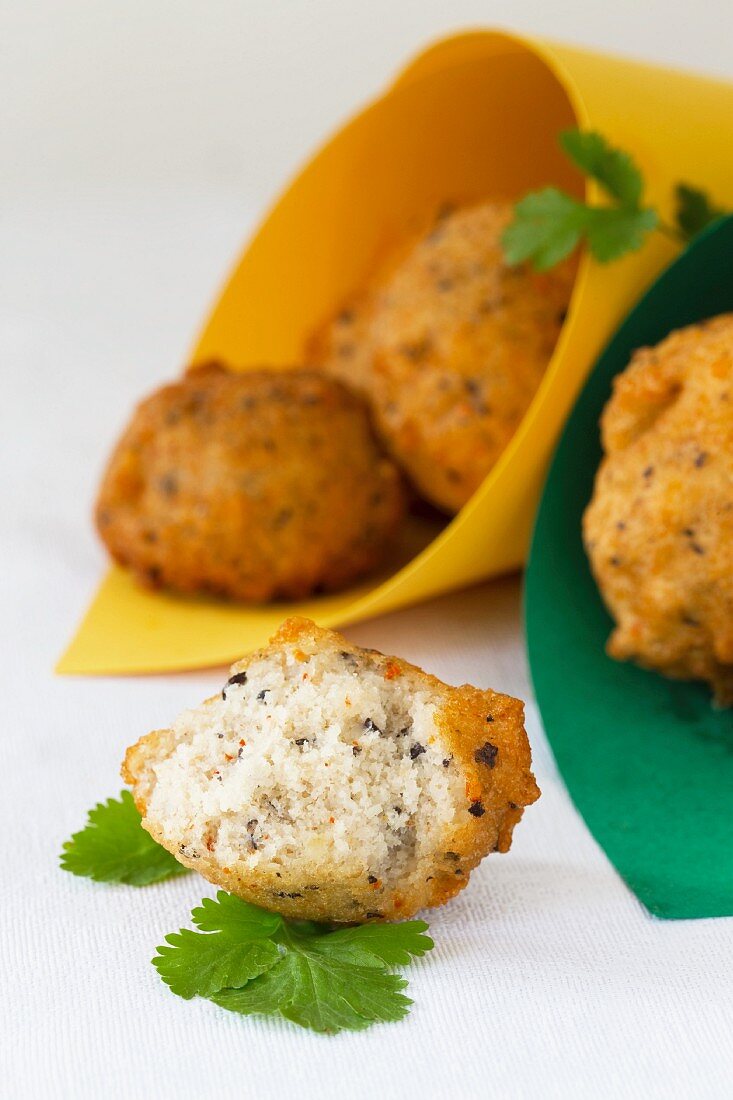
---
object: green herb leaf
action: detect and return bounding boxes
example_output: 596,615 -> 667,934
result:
501,188 -> 590,270
675,183 -> 726,241
153,928 -> 281,1000
60,790 -> 188,886
155,891 -> 433,1033
192,891 -> 282,937
321,919 -> 433,967
584,205 -> 659,262
503,128 -> 726,272
213,956 -> 411,1033
560,129 -> 644,207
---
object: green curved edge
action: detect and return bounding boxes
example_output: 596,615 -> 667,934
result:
525,216 -> 733,920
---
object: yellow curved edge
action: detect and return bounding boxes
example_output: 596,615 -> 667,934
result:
58,30 -> 733,674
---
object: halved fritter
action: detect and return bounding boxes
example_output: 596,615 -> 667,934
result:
123,617 -> 539,922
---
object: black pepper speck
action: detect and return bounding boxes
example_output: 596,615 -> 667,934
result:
468,801 -> 486,817
474,742 -> 498,768
222,670 -> 248,699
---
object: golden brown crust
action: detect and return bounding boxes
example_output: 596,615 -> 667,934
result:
583,314 -> 733,705
123,617 -> 539,922
96,366 -> 406,602
310,201 -> 575,513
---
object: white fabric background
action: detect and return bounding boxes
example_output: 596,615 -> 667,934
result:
2,3 -> 733,1097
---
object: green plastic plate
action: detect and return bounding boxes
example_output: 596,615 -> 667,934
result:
525,217 -> 733,920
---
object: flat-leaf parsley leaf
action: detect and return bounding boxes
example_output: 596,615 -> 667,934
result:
502,128 -> 726,270
674,183 -> 727,240
60,790 -> 189,886
559,129 -> 644,207
155,891 -> 433,1033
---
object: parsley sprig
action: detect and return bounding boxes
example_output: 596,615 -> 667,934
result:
61,793 -> 435,1033
502,129 -> 727,271
60,790 -> 188,885
156,892 -> 433,1033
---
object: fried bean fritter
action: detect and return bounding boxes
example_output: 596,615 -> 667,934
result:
310,201 -> 575,513
96,365 -> 406,602
583,314 -> 733,705
123,617 -> 540,922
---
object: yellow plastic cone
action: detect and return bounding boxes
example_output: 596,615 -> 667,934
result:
59,30 -> 733,674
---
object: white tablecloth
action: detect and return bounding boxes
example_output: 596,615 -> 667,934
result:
3,5 -> 733,1096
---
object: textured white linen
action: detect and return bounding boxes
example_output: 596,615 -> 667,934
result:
3,5 -> 733,1095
